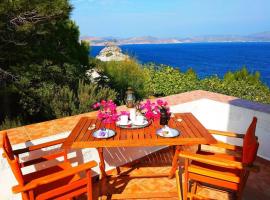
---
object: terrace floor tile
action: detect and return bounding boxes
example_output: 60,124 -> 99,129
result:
88,147 -> 270,200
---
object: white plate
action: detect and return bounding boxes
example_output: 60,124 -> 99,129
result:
156,127 -> 180,138
116,120 -> 132,126
93,129 -> 115,139
132,120 -> 149,126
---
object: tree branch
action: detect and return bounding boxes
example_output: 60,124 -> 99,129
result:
0,68 -> 18,82
9,10 -> 65,28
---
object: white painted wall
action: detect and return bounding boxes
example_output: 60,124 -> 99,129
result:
170,98 -> 270,160
1,98 -> 269,199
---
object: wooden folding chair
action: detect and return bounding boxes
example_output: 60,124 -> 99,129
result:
2,132 -> 97,200
176,117 -> 259,200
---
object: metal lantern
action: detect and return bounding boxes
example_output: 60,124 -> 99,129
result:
125,87 -> 135,108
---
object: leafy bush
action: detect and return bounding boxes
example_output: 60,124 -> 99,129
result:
144,64 -> 270,104
143,64 -> 199,96
0,117 -> 22,130
76,80 -> 117,114
98,59 -> 148,101
200,70 -> 270,104
0,0 -> 92,128
50,85 -> 77,118
46,81 -> 118,119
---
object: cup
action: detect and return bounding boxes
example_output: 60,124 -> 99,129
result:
136,115 -> 145,125
119,115 -> 129,125
129,108 -> 136,122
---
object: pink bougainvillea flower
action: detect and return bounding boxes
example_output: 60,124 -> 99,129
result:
94,100 -> 119,124
120,111 -> 130,116
138,99 -> 170,121
101,100 -> 107,106
93,102 -> 100,109
156,99 -> 163,106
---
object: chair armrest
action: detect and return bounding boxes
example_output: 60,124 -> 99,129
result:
208,141 -> 243,151
20,150 -> 67,167
13,138 -> 66,155
179,151 -> 244,170
12,160 -> 98,193
208,129 -> 244,138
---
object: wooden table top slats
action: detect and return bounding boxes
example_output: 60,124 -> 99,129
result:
120,127 -> 127,140
170,117 -> 188,138
84,118 -> 98,142
181,114 -> 202,138
78,119 -> 93,142
133,128 -> 139,140
62,117 -> 88,148
138,126 -> 145,140
61,113 -> 216,149
108,122 -> 116,141
174,115 -> 195,138
150,121 -> 159,140
113,123 -> 121,141
185,113 -> 216,143
81,118 -> 95,141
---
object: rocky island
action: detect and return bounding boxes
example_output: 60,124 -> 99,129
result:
96,43 -> 129,61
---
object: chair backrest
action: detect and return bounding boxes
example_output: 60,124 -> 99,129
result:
2,132 -> 25,185
242,117 -> 259,165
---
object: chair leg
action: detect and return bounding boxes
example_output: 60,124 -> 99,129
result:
176,169 -> 183,200
169,145 -> 182,178
87,169 -> 93,200
183,159 -> 189,200
28,190 -> 34,200
236,188 -> 244,200
21,192 -> 29,200
190,181 -> 198,200
236,172 -> 249,200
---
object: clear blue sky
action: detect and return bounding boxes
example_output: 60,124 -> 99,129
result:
70,0 -> 270,38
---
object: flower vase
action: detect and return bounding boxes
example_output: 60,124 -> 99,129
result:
160,107 -> 169,125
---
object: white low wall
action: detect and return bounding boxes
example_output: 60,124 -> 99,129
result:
1,98 -> 269,199
170,98 -> 270,160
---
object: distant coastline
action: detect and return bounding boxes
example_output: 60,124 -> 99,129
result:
82,31 -> 270,46
90,42 -> 270,87
90,41 -> 270,47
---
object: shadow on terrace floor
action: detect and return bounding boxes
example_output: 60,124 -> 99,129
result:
84,146 -> 270,200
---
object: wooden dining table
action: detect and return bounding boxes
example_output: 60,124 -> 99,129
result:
62,113 -> 216,179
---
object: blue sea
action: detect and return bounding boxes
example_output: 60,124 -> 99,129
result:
90,42 -> 270,87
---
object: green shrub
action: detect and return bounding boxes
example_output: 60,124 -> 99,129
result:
0,117 -> 22,130
99,59 -> 148,101
143,65 -> 199,96
0,0 -> 91,127
201,77 -> 270,104
76,80 -> 117,114
50,85 -> 77,118
144,64 -> 270,104
46,81 -> 117,119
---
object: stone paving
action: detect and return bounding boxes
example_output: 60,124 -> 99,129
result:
89,147 -> 270,200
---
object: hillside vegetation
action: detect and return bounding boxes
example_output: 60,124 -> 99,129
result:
96,60 -> 270,105
1,1 -> 269,130
0,0 -> 117,129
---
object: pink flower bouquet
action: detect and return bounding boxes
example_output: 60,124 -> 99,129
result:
93,100 -> 119,123
138,99 -> 170,121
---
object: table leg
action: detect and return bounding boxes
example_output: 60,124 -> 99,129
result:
169,145 -> 181,178
97,147 -> 107,179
